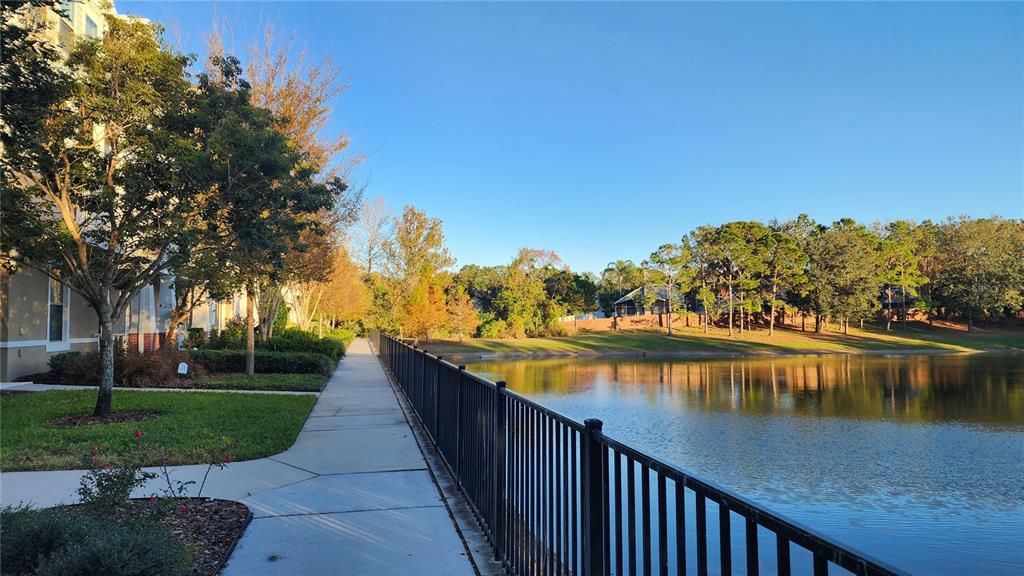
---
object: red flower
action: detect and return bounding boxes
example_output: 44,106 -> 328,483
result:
225,455 -> 233,464
102,463 -> 110,469
134,430 -> 144,438
179,506 -> 188,514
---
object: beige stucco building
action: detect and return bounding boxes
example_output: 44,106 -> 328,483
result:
0,0 -> 170,381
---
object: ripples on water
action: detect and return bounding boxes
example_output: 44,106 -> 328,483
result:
468,353 -> 1024,576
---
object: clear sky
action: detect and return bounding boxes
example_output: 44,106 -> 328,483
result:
122,1 -> 1024,274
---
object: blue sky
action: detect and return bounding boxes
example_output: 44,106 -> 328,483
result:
122,1 -> 1024,274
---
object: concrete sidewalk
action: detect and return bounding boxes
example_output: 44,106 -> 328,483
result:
0,340 -> 477,576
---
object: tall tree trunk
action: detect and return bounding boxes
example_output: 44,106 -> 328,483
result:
886,287 -> 893,331
94,311 -> 115,416
246,287 -> 256,376
739,293 -> 744,334
815,314 -> 822,333
769,283 -> 777,336
728,283 -> 734,336
901,285 -> 907,329
967,312 -> 974,333
801,313 -> 806,332
667,286 -> 673,336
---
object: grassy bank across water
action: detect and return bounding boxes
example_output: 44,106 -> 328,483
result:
424,323 -> 1024,358
0,390 -> 316,471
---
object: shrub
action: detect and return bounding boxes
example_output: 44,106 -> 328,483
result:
478,318 -> 507,339
205,318 -> 245,350
260,327 -> 345,361
184,327 -> 206,349
47,351 -> 81,375
0,507 -> 189,576
190,349 -> 334,376
325,327 -> 357,346
51,349 -> 205,387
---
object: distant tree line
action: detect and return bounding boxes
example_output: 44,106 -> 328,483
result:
596,215 -> 1024,334
351,213 -> 1022,341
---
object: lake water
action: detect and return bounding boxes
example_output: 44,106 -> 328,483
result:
467,353 -> 1024,576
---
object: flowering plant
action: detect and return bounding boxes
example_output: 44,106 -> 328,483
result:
78,431 -> 235,516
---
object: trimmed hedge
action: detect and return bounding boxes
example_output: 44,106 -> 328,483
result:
190,349 -> 334,376
261,328 -> 345,361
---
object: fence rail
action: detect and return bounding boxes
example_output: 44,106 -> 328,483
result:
369,331 -> 910,576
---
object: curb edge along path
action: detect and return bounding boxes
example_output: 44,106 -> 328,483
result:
0,339 -> 481,576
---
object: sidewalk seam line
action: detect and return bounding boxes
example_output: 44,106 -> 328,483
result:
250,503 -> 444,520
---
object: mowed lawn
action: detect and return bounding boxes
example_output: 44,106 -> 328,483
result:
0,390 -> 316,471
198,373 -> 327,392
425,323 -> 1024,357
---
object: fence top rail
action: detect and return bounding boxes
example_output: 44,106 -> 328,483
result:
371,331 -> 910,576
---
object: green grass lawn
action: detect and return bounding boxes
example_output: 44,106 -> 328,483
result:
0,390 -> 316,471
424,322 -> 1024,357
197,373 -> 327,392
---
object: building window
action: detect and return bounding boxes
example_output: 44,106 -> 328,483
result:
58,20 -> 73,50
85,15 -> 98,38
48,272 -> 67,342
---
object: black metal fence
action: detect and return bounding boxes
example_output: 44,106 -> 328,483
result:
369,331 -> 909,576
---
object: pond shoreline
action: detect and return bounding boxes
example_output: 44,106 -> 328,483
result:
441,347 -> 996,362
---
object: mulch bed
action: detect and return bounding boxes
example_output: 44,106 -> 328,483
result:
49,410 -> 162,427
159,499 -> 252,576
62,498 -> 252,576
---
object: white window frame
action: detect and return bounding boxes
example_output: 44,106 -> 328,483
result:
46,275 -> 71,352
85,15 -> 98,39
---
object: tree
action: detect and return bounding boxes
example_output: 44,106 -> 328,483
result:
385,206 -> 455,340
353,197 -> 392,276
545,270 -> 598,317
2,14 -> 196,415
649,241 -> 694,335
454,264 -> 504,312
245,25 -> 355,177
709,222 -> 767,336
932,217 -> 1024,331
784,215 -> 826,332
446,285 -> 480,342
320,247 -> 370,327
762,223 -> 807,336
804,219 -> 882,334
192,57 -> 338,373
598,259 -> 641,316
913,220 -> 943,325
878,220 -> 927,330
241,26 -> 363,339
490,249 -> 561,337
689,226 -> 721,332
166,251 -> 237,341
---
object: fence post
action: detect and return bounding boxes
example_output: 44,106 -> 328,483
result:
493,381 -> 507,561
456,365 -> 465,478
434,356 -> 443,438
582,418 -> 607,576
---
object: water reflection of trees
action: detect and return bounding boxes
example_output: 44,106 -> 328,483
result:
471,355 -> 1024,426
